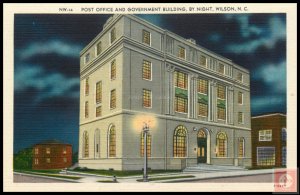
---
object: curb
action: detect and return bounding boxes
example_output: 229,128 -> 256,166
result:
14,172 -> 81,183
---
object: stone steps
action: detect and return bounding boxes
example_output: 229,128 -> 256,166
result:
184,164 -> 246,172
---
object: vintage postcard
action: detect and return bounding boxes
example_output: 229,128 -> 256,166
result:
3,3 -> 297,192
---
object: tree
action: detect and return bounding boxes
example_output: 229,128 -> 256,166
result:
13,148 -> 33,170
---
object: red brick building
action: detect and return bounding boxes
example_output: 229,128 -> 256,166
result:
32,140 -> 72,170
251,113 -> 286,167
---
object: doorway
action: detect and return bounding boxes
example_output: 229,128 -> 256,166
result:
197,129 -> 207,163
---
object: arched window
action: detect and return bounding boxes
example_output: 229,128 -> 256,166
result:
173,125 -> 187,157
198,129 -> 206,138
140,132 -> 151,157
216,132 -> 227,157
83,131 -> 89,158
238,137 -> 245,157
95,129 -> 100,158
108,125 -> 116,157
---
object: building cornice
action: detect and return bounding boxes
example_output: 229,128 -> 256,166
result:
252,113 -> 286,119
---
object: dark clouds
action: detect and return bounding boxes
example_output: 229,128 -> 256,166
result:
14,14 -> 286,153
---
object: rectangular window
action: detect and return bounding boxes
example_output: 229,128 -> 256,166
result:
142,60 -> 152,80
257,147 -> 275,166
110,28 -> 116,44
63,147 -> 67,154
282,128 -> 287,141
111,60 -> 116,80
237,72 -> 243,82
175,96 -> 188,113
34,148 -> 39,155
85,101 -> 89,118
143,89 -> 152,108
217,107 -> 226,120
218,63 -> 225,74
197,79 -> 208,94
34,158 -> 39,165
238,138 -> 244,157
96,106 -> 102,117
46,158 -> 51,163
174,71 -> 188,89
46,148 -> 50,154
96,41 -> 102,56
110,89 -> 116,109
85,53 -> 90,64
217,85 -> 226,100
238,91 -> 243,104
142,30 -> 151,45
96,81 -> 102,104
238,112 -> 244,124
178,46 -> 186,59
85,78 -> 89,96
199,55 -> 207,67
63,158 -> 67,163
198,103 -> 208,117
259,130 -> 272,141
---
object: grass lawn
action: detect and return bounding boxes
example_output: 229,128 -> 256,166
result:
71,168 -> 181,177
136,175 -> 195,182
97,180 -> 118,183
14,169 -> 82,180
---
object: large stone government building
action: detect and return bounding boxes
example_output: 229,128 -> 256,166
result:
78,15 -> 252,170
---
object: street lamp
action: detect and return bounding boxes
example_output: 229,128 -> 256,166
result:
142,122 -> 149,182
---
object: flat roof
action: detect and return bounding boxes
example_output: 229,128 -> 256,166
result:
251,113 -> 286,119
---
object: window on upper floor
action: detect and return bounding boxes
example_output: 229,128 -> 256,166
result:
140,132 -> 151,157
199,55 -> 207,67
238,112 -> 244,124
46,148 -> 50,154
218,63 -> 225,74
143,89 -> 152,108
111,60 -> 116,80
237,72 -> 243,82
85,53 -> 90,64
217,85 -> 226,120
238,92 -> 243,104
110,89 -> 116,109
34,148 -> 39,155
197,79 -> 208,94
217,85 -> 226,100
174,71 -> 188,89
178,46 -> 186,59
96,106 -> 102,117
281,128 -> 286,142
142,30 -> 151,45
96,81 -> 102,104
259,130 -> 272,141
175,96 -> 188,113
85,78 -> 89,96
110,28 -> 116,44
85,101 -> 89,118
96,41 -> 102,56
142,60 -> 152,80
63,147 -> 67,154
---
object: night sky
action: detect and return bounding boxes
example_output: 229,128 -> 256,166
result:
14,14 -> 286,153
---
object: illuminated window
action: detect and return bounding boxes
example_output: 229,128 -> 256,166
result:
143,89 -> 152,108
218,63 -> 225,74
216,132 -> 227,157
110,28 -> 116,44
217,85 -> 226,99
175,96 -> 188,113
259,130 -> 272,141
257,147 -> 275,166
96,106 -> 102,117
34,158 -> 39,165
142,60 -> 152,80
217,85 -> 226,120
217,107 -> 226,120
198,130 -> 206,138
85,101 -> 89,118
109,125 -> 116,157
63,147 -> 67,154
140,132 -> 151,157
142,30 -> 151,45
198,103 -> 208,117
238,137 -> 245,157
46,148 -> 50,154
110,89 -> 116,109
173,125 -> 187,157
85,78 -> 89,96
96,41 -> 102,56
178,46 -> 186,59
83,131 -> 89,158
238,112 -> 244,124
85,53 -> 90,64
198,79 -> 208,94
199,55 -> 207,67
34,148 -> 39,155
111,60 -> 116,80
238,92 -> 243,104
96,81 -> 102,104
237,72 -> 243,82
174,71 -> 188,89
46,158 -> 51,163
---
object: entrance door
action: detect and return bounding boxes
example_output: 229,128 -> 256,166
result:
197,130 -> 207,163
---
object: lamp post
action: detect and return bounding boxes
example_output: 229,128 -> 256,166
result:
143,122 -> 149,182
